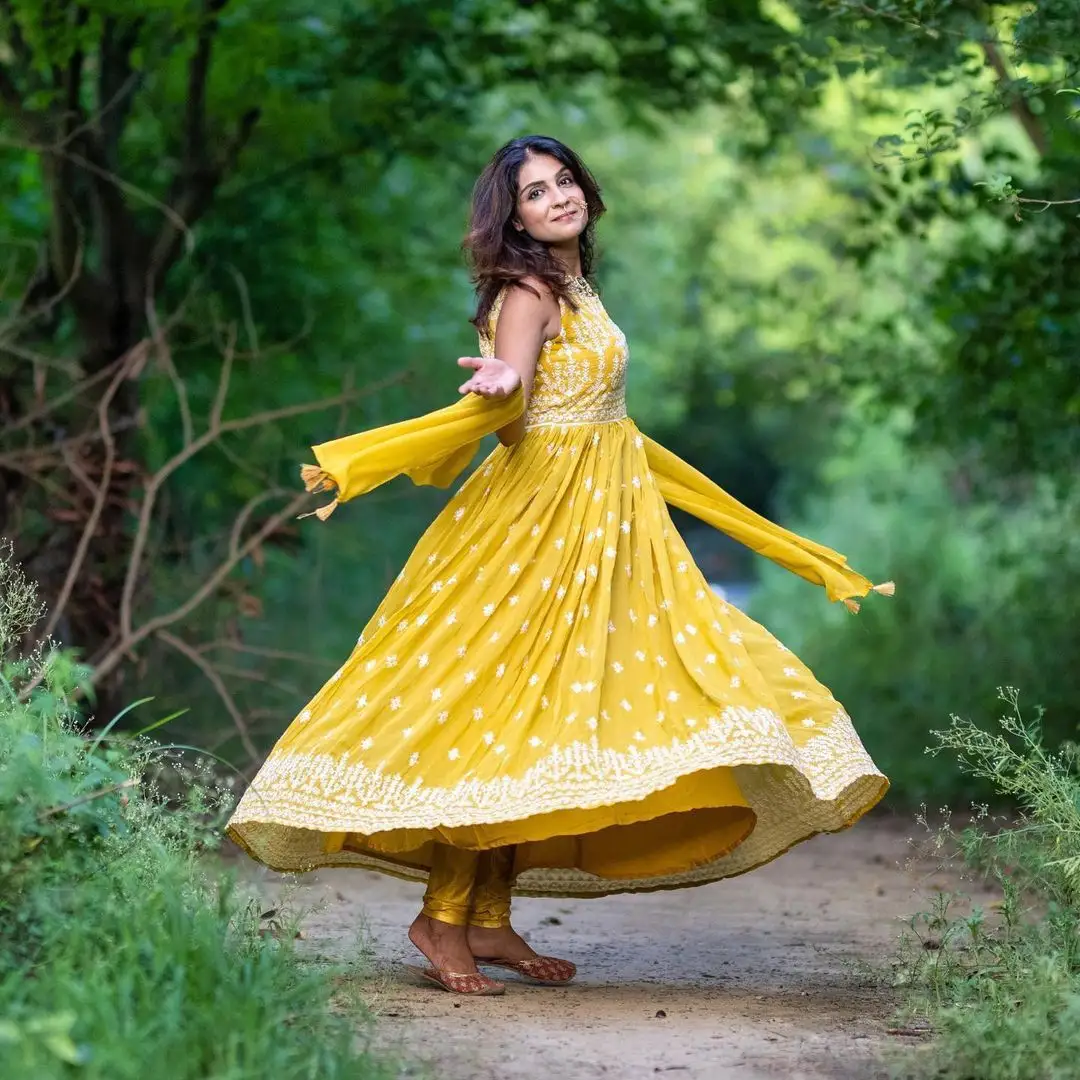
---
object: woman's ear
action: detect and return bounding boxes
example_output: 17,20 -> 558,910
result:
512,219 -> 524,232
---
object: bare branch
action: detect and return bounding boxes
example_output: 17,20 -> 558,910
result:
157,629 -> 260,764
117,373 -> 402,644
198,640 -> 331,668
210,321 -> 236,430
97,488 -> 311,684
228,487 -> 292,561
146,296 -> 193,445
38,343 -> 141,643
982,41 -> 1048,157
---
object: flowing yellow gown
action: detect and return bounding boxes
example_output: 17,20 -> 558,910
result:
226,278 -> 890,896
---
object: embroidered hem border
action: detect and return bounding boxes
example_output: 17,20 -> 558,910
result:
227,708 -> 889,894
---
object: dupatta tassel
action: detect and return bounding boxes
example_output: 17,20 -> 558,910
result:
300,463 -> 336,495
872,581 -> 896,597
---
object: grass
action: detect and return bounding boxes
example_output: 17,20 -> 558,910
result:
0,546 -> 402,1080
890,688 -> 1080,1080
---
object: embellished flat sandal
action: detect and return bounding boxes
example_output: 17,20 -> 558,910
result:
477,955 -> 577,986
403,964 -> 506,996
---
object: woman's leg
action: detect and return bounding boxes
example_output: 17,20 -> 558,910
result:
408,843 -> 482,975
467,845 -> 577,983
466,846 -> 535,961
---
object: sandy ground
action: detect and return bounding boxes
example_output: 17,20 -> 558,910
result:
252,816 -> 959,1080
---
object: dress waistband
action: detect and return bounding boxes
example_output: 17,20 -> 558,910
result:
524,414 -> 630,432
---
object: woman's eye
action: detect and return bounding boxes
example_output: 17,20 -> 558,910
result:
559,176 -> 573,186
528,189 -> 541,199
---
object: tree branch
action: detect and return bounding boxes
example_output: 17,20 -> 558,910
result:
156,629 -> 260,764
982,41 -> 1048,157
37,342 -> 142,643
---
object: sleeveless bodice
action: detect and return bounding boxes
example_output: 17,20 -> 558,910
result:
481,278 -> 628,428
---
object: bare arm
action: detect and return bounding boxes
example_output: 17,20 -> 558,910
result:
458,280 -> 560,446
490,281 -> 559,445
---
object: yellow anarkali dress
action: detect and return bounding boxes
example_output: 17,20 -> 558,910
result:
226,278 -> 890,897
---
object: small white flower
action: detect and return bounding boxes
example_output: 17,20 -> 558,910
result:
496,663 -> 506,678
365,659 -> 377,672
555,537 -> 565,550
634,730 -> 646,741
784,666 -> 799,678
489,631 -> 501,644
528,736 -> 542,748
530,523 -> 541,537
644,683 -> 654,694
576,644 -> 588,658
620,699 -> 632,712
431,580 -> 443,592
416,613 -> 428,626
705,653 -> 717,665
647,614 -> 658,628
431,688 -> 442,702
730,676 -> 741,688
729,631 -> 743,645
494,744 -> 506,755
355,696 -> 367,710
508,562 -> 521,575
457,645 -> 467,658
454,506 -> 465,520
605,546 -> 617,559
402,726 -> 412,737
448,748 -> 460,760
611,661 -> 624,674
675,632 -> 686,644
473,707 -> 484,721
635,650 -> 647,662
300,708 -> 312,722
621,520 -> 631,534
528,674 -> 540,686
586,717 -> 598,730
437,710 -> 449,723
427,553 -> 438,565
418,654 -> 429,668
483,731 -> 495,745
685,624 -> 698,636
802,717 -> 816,728
667,690 -> 680,703
483,603 -> 495,617
509,594 -> 520,606
791,690 -> 808,700
556,586 -> 567,600
390,697 -> 402,711
385,654 -> 398,668
541,577 -> 552,591
409,751 -> 420,766
361,737 -> 373,750
446,610 -> 457,625
685,717 -> 697,728
397,619 -> 409,632
677,561 -> 688,573
464,670 -> 477,685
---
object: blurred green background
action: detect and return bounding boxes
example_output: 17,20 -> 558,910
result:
1,0 -> 1077,806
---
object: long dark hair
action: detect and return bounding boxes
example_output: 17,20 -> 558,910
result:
464,135 -> 605,331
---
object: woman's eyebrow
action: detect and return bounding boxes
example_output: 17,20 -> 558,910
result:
518,168 -> 570,196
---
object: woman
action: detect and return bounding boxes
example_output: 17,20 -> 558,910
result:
226,135 -> 891,997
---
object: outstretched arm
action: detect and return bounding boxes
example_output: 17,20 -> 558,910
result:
458,279 -> 559,446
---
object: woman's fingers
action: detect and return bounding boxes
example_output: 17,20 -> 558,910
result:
457,356 -> 485,370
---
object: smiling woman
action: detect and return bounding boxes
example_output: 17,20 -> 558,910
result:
226,134 -> 893,998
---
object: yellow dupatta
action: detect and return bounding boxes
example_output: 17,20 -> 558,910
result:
300,392 -> 892,610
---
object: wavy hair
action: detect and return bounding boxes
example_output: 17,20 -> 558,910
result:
463,135 -> 605,331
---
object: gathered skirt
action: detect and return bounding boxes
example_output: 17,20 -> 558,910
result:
227,416 -> 887,896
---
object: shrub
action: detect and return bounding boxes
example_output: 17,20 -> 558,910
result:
891,688 -> 1080,1080
0,547 -> 397,1080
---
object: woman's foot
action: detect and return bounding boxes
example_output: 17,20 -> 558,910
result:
466,923 -> 537,963
408,913 -> 479,974
468,923 -> 576,985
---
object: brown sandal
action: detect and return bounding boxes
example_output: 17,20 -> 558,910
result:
477,955 -> 577,985
404,964 -> 506,996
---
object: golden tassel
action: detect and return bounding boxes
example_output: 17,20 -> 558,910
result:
300,463 -> 335,495
843,598 -> 861,614
872,580 -> 896,596
297,498 -> 339,522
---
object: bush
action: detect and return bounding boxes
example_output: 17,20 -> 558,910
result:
749,424 -> 1080,806
0,548 -> 397,1080
890,688 -> 1080,1080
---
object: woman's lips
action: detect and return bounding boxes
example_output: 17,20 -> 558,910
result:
553,209 -> 577,223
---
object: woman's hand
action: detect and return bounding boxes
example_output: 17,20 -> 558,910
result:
456,356 -> 522,399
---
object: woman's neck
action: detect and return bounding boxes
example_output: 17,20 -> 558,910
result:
551,240 -> 582,279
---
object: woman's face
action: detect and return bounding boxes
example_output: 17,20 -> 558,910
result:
513,152 -> 587,244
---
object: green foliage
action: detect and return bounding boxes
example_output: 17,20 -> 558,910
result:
750,423 -> 1080,805
890,689 -> 1080,1080
0,554 -> 396,1080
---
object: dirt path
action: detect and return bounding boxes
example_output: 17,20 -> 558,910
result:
262,817 -> 952,1080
